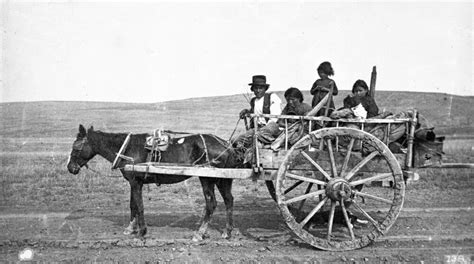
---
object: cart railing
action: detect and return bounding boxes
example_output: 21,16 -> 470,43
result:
248,110 -> 418,173
250,113 -> 411,123
249,113 -> 413,149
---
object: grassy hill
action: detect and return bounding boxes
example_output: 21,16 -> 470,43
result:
0,91 -> 473,141
0,91 -> 472,212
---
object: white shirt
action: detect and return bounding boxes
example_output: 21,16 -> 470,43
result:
253,93 -> 282,125
352,103 -> 367,119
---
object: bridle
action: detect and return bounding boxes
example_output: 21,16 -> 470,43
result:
69,136 -> 90,168
73,137 -> 87,151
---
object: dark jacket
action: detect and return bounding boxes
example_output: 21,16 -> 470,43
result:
281,102 -> 313,116
249,93 -> 272,128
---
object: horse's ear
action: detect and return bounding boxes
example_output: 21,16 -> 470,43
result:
79,124 -> 86,136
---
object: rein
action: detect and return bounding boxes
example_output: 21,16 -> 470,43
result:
228,118 -> 243,142
193,134 -> 210,165
187,133 -> 237,167
83,164 -> 102,175
200,134 -> 237,167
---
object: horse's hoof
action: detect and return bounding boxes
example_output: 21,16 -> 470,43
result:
124,219 -> 138,235
123,229 -> 138,235
192,233 -> 203,242
221,231 -> 232,239
138,227 -> 147,237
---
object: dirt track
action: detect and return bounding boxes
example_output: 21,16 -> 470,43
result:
1,166 -> 473,263
1,197 -> 473,263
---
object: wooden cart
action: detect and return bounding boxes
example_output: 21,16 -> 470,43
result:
121,110 -> 439,251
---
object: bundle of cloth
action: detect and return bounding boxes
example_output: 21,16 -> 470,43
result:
330,105 -> 436,154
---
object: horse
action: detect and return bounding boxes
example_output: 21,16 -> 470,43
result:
67,124 -> 240,241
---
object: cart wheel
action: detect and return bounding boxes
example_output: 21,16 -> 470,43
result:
276,127 -> 405,251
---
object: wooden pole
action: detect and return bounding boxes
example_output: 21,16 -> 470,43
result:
323,83 -> 334,117
406,109 -> 417,170
306,93 -> 330,117
369,66 -> 377,98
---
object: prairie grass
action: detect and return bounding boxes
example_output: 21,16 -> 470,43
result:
0,95 -> 473,212
0,153 -> 130,210
442,138 -> 474,163
0,149 -> 282,212
1,147 -> 471,212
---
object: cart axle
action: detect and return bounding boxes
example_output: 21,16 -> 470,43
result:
326,178 -> 353,201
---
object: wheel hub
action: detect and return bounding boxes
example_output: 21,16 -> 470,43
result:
326,178 -> 353,201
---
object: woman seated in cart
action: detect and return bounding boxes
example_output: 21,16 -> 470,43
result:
278,87 -> 313,124
271,87 -> 313,150
330,79 -> 379,120
330,79 -> 436,152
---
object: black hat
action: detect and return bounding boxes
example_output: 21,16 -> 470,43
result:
248,75 -> 270,87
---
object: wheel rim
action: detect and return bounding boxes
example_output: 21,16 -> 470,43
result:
276,127 -> 405,251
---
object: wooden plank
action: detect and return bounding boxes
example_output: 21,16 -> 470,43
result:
254,114 -> 410,124
427,163 -> 474,169
258,148 -> 406,172
112,133 -> 132,169
306,93 -> 330,117
124,163 -> 255,179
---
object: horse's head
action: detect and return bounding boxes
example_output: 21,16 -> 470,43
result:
67,124 -> 96,174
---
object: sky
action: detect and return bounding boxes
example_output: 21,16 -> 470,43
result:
1,1 -> 472,103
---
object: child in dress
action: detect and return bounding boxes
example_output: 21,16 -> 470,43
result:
310,61 -> 339,116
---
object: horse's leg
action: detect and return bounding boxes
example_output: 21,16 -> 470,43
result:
124,182 -> 139,235
216,179 -> 234,239
193,178 -> 217,242
130,179 -> 147,238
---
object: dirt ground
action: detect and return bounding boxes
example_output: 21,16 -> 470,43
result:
1,169 -> 473,263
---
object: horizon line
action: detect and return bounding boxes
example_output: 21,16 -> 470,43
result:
1,90 -> 472,105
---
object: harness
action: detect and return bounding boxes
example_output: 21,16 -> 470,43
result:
72,129 -> 237,180
69,137 -> 88,167
145,130 -> 171,162
143,129 -> 230,166
72,137 -> 87,151
192,134 -> 210,165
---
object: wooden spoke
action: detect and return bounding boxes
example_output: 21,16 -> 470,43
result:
300,197 -> 329,227
326,138 -> 338,178
327,200 -> 337,241
297,183 -> 314,214
349,173 -> 392,186
339,138 -> 355,177
353,190 -> 393,204
286,172 -> 327,186
317,183 -> 324,201
301,151 -> 332,181
344,151 -> 379,181
351,201 -> 383,233
282,189 -> 326,205
284,180 -> 304,195
340,199 -> 355,240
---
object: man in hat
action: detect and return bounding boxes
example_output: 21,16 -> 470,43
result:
233,75 -> 282,151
